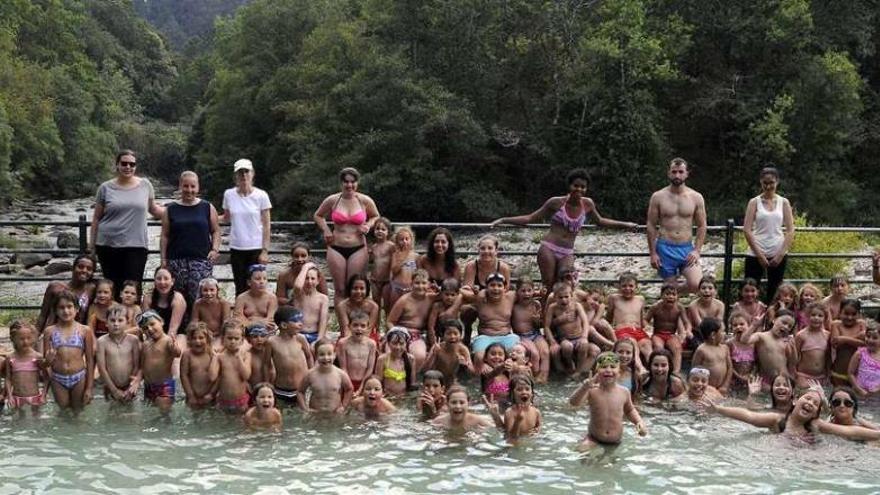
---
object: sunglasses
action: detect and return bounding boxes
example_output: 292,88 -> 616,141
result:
118,161 -> 137,168
831,398 -> 854,408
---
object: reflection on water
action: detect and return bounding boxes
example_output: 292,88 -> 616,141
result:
1,381 -> 878,494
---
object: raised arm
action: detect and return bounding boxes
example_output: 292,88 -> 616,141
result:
490,198 -> 557,227
705,400 -> 781,429
815,419 -> 880,441
568,377 -> 594,407
587,198 -> 637,229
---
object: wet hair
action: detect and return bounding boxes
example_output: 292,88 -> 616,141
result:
618,272 -> 638,284
446,385 -> 468,401
186,321 -> 212,343
315,338 -> 335,354
149,267 -> 174,310
115,149 -> 136,164
440,277 -> 461,293
221,318 -> 244,336
422,370 -> 445,385
643,350 -> 676,400
361,374 -> 383,392
759,167 -> 779,179
440,319 -> 464,338
660,282 -> 677,295
107,303 -> 127,321
669,157 -> 689,170
346,273 -> 371,298
339,167 -> 360,181
779,390 -> 821,433
805,302 -> 827,319
477,233 -> 500,249
425,227 -> 458,277
53,289 -> 80,316
698,275 -> 716,289
698,317 -> 723,341
252,382 -> 276,407
274,306 -> 303,326
566,168 -> 591,186
866,321 -> 880,338
385,330 -> 416,391
349,309 -> 369,323
774,308 -> 796,328
290,241 -> 310,257
839,298 -> 861,314
9,319 -> 36,351
769,374 -> 795,410
771,283 -> 799,309
828,386 -> 859,418
393,226 -> 414,247
830,273 -> 849,288
514,276 -> 534,291
121,279 -> 139,294
507,375 -> 534,404
612,339 -> 639,395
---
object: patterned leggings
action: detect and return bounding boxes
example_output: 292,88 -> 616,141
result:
168,258 -> 213,306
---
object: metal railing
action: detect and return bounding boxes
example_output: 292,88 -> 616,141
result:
1,216 -> 877,313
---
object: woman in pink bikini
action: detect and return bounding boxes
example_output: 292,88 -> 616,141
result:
491,169 -> 637,292
314,168 -> 381,301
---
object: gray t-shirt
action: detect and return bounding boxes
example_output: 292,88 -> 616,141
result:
95,178 -> 155,248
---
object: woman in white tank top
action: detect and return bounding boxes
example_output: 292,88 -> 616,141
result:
742,167 -> 795,302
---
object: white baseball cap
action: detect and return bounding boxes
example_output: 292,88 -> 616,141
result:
233,159 -> 253,172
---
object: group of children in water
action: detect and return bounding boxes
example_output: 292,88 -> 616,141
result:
2,229 -> 879,447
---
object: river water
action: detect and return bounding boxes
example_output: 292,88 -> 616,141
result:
1,383 -> 878,494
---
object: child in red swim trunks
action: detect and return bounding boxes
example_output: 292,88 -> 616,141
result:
645,283 -> 691,372
607,272 -> 651,362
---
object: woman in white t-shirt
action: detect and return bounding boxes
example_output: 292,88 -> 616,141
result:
742,167 -> 795,303
222,159 -> 272,296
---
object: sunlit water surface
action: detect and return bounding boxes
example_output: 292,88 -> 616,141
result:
2,382 -> 878,494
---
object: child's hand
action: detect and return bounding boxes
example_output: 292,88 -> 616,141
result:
636,420 -> 648,436
503,359 -> 514,372
458,353 -> 470,366
696,397 -> 717,412
747,374 -> 762,396
481,364 -> 494,375
42,348 -> 56,368
481,394 -> 500,418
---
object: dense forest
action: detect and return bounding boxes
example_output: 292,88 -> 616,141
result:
2,0 -> 879,225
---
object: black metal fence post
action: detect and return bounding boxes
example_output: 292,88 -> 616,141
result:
722,218 -> 735,322
78,214 -> 87,254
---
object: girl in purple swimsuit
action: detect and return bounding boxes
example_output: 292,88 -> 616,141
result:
491,169 -> 636,293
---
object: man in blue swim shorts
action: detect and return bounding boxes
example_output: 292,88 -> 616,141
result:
646,158 -> 707,293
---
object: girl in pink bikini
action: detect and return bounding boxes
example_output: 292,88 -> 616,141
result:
4,320 -> 49,415
727,311 -> 755,388
848,323 -> 880,397
313,167 -> 381,302
491,169 -> 636,293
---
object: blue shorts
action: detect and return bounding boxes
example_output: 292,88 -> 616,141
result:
656,238 -> 694,279
471,333 -> 520,354
302,331 -> 319,344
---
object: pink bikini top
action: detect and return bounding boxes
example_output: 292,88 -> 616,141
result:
10,356 -> 40,373
331,196 -> 367,225
551,203 -> 586,233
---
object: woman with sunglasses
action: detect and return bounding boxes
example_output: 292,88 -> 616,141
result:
89,150 -> 164,297
813,388 -> 880,442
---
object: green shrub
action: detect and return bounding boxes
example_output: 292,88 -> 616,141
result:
0,234 -> 19,249
726,214 -> 865,280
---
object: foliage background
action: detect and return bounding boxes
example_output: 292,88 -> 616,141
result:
2,0 -> 879,228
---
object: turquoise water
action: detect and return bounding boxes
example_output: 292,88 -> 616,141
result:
1,382 -> 878,494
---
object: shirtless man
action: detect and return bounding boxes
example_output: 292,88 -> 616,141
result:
233,265 -> 278,332
607,272 -> 651,361
96,304 -> 140,402
336,310 -> 378,392
386,269 -> 434,372
461,272 -> 519,370
298,339 -> 353,414
265,306 -> 312,406
646,158 -> 707,293
292,262 -> 329,346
